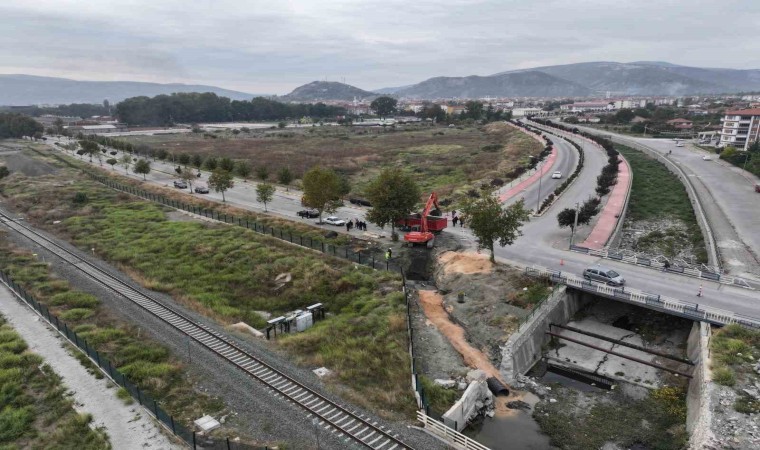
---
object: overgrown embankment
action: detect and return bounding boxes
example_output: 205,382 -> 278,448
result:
0,314 -> 111,448
615,144 -> 707,263
0,163 -> 415,417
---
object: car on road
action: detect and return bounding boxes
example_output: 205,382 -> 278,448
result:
702,155 -> 712,161
349,197 -> 372,207
551,171 -> 562,179
582,266 -> 625,286
173,180 -> 188,189
321,216 -> 346,226
297,209 -> 320,218
194,186 -> 210,194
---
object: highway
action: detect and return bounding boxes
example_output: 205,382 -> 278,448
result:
45,136 -> 760,321
569,124 -> 760,281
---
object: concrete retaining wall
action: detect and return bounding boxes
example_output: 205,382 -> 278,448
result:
442,379 -> 492,432
686,322 -> 715,448
500,286 -> 587,383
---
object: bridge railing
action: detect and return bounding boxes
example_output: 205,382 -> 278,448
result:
524,266 -> 760,329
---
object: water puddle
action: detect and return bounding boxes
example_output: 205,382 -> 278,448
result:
463,392 -> 554,450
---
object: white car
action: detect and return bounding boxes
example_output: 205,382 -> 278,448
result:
322,216 -> 346,226
551,171 -> 562,179
702,155 -> 712,161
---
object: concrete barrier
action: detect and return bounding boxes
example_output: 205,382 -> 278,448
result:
500,286 -> 588,383
686,322 -> 715,448
442,377 -> 492,432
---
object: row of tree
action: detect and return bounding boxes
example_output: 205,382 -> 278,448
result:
115,93 -> 347,126
0,113 -> 44,139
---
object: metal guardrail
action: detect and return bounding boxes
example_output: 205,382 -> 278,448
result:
524,265 -> 760,329
569,245 -> 753,289
416,412 -> 491,450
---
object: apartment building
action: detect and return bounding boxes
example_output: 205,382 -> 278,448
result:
719,108 -> 760,150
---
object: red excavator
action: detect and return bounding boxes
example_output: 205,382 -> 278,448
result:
400,192 -> 447,248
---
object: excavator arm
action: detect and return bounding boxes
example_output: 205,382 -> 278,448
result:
419,192 -> 439,234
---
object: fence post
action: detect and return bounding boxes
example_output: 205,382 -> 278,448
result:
153,399 -> 159,417
137,386 -> 142,405
192,432 -> 196,450
170,415 -> 176,434
226,437 -> 231,450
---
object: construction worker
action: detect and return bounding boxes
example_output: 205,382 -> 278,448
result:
385,248 -> 392,260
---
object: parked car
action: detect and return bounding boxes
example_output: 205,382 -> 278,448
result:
297,209 -> 320,218
702,155 -> 712,161
322,216 -> 346,226
173,180 -> 188,189
551,171 -> 562,179
755,184 -> 760,193
194,186 -> 210,194
349,197 -> 373,207
583,267 -> 625,286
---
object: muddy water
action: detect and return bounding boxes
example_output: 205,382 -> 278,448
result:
463,392 -> 554,450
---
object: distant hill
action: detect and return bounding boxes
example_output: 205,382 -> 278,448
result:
0,74 -> 258,105
387,71 -> 591,99
382,61 -> 760,98
281,81 -> 378,101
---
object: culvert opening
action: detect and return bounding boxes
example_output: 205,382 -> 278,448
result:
486,377 -> 510,396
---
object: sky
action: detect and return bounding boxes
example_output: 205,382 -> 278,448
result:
1,0 -> 759,95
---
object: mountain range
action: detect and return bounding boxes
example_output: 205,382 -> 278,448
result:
381,61 -> 760,98
0,74 -> 257,105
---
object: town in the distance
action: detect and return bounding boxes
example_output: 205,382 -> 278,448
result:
0,3 -> 759,450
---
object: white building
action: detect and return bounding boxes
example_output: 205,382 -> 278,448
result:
719,108 -> 760,150
511,107 -> 544,118
560,101 -> 612,113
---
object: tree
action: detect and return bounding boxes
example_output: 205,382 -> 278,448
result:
255,165 -> 269,181
178,168 -> 196,193
370,96 -> 398,118
364,169 -> 420,234
302,166 -> 343,221
557,208 -> 577,229
106,158 -> 118,170
79,140 -> 99,162
219,157 -> 235,172
120,155 -> 132,173
235,161 -> 251,178
462,197 -> 531,262
256,182 -> 276,211
133,159 -> 151,180
464,101 -> 485,120
277,167 -> 293,187
53,118 -> 64,134
191,154 -> 204,170
208,169 -> 234,202
204,156 -> 218,171
615,109 -> 635,124
178,153 -> 191,167
0,166 -> 10,179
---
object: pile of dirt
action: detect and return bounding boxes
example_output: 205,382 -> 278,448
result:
438,251 -> 493,276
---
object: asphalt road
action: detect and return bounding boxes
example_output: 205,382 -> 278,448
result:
47,136 -> 760,320
571,125 -> 760,280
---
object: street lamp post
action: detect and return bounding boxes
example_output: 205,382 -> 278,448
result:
569,202 -> 580,248
743,152 -> 751,171
536,161 -> 543,213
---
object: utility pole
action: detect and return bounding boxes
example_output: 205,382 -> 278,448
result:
569,202 -> 580,248
743,152 -> 751,171
312,418 -> 321,450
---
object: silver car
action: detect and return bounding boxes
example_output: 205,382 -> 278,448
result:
583,267 -> 625,286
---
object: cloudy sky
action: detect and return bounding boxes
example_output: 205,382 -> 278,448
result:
1,0 -> 758,95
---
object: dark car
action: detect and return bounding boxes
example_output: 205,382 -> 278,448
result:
349,197 -> 373,207
173,180 -> 188,189
297,209 -> 320,218
194,186 -> 209,194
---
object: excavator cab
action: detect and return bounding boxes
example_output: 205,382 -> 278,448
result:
403,192 -> 446,248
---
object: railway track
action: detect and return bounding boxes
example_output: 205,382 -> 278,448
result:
0,211 -> 412,450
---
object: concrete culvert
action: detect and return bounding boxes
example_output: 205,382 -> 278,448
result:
486,377 -> 510,396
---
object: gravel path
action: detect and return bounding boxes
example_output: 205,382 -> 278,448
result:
0,284 -> 182,450
0,203 -> 447,450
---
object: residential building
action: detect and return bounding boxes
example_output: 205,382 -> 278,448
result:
719,108 -> 760,150
666,118 -> 693,130
511,107 -> 544,118
560,101 -> 612,113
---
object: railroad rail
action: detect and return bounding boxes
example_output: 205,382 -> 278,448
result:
0,211 -> 411,450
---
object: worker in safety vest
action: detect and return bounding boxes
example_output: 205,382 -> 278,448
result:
385,248 -> 392,260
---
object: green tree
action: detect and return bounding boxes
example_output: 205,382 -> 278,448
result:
277,167 -> 294,187
106,158 -> 118,170
178,153 -> 191,167
204,156 -> 218,171
302,166 -> 343,221
178,168 -> 196,193
191,154 -> 204,170
370,96 -> 398,118
462,197 -> 531,262
120,154 -> 132,174
557,208 -> 577,229
208,169 -> 234,202
78,140 -> 99,162
219,157 -> 235,172
464,101 -> 485,120
0,166 -> 10,179
235,161 -> 251,178
364,169 -> 420,235
255,165 -> 269,181
133,159 -> 151,180
256,182 -> 276,211
53,118 -> 64,134
615,109 -> 635,123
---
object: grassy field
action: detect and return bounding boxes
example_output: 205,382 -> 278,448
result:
0,314 -> 111,448
123,123 -> 542,204
615,144 -> 707,262
0,161 -> 416,417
